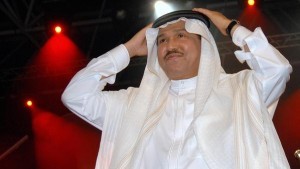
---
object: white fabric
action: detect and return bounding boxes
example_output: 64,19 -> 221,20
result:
134,76 -> 210,169
61,18 -> 292,169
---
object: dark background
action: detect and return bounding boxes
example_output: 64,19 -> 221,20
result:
0,0 -> 299,168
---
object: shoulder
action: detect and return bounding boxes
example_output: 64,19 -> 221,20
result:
218,70 -> 254,85
216,70 -> 261,98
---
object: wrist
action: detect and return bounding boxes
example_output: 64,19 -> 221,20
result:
124,42 -> 135,58
109,45 -> 131,71
226,19 -> 240,38
230,24 -> 240,37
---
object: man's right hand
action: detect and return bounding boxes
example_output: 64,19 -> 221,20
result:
124,23 -> 152,58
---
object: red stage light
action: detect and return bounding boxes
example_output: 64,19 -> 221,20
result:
26,100 -> 33,107
54,25 -> 62,34
248,0 -> 255,6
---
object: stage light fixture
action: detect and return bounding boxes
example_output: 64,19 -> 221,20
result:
154,1 -> 173,18
54,25 -> 62,34
238,0 -> 261,8
248,0 -> 255,6
26,100 -> 33,107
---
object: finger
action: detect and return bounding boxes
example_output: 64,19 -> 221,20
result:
146,22 -> 153,28
139,23 -> 153,35
141,23 -> 153,31
192,8 -> 212,17
192,8 -> 206,12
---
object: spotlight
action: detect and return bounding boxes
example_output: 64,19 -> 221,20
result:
54,25 -> 62,34
238,0 -> 261,8
248,0 -> 255,6
295,149 -> 300,161
46,19 -> 69,36
26,100 -> 33,107
154,1 -> 173,18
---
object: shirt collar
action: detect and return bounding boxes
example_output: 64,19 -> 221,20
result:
170,76 -> 197,94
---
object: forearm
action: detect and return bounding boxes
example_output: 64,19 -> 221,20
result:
62,45 -> 129,99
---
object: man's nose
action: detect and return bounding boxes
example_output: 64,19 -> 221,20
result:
166,38 -> 178,50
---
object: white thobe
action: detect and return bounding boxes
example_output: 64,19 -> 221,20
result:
63,48 -> 210,168
136,77 -> 209,169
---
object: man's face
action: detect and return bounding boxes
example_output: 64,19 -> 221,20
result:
157,21 -> 201,80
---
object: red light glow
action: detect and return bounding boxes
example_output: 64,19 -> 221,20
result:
30,108 -> 100,169
248,0 -> 255,6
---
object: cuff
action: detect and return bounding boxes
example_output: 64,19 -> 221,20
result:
108,44 -> 130,72
232,26 -> 252,47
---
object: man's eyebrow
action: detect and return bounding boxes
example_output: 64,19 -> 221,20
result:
157,33 -> 164,40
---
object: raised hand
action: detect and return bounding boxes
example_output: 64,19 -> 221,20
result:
124,23 -> 153,58
192,8 -> 237,36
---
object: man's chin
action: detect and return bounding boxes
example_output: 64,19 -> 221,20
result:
165,71 -> 185,80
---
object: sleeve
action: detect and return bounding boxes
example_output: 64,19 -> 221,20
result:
61,44 -> 130,130
232,26 -> 292,116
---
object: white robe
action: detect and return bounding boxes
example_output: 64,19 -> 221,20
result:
62,19 -> 292,169
134,77 -> 210,169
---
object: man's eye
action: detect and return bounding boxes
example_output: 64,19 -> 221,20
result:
158,39 -> 166,44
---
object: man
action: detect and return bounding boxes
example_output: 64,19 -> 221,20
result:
62,8 -> 291,169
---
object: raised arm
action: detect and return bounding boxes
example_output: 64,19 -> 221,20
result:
61,45 -> 130,129
61,23 -> 151,129
193,8 -> 292,116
